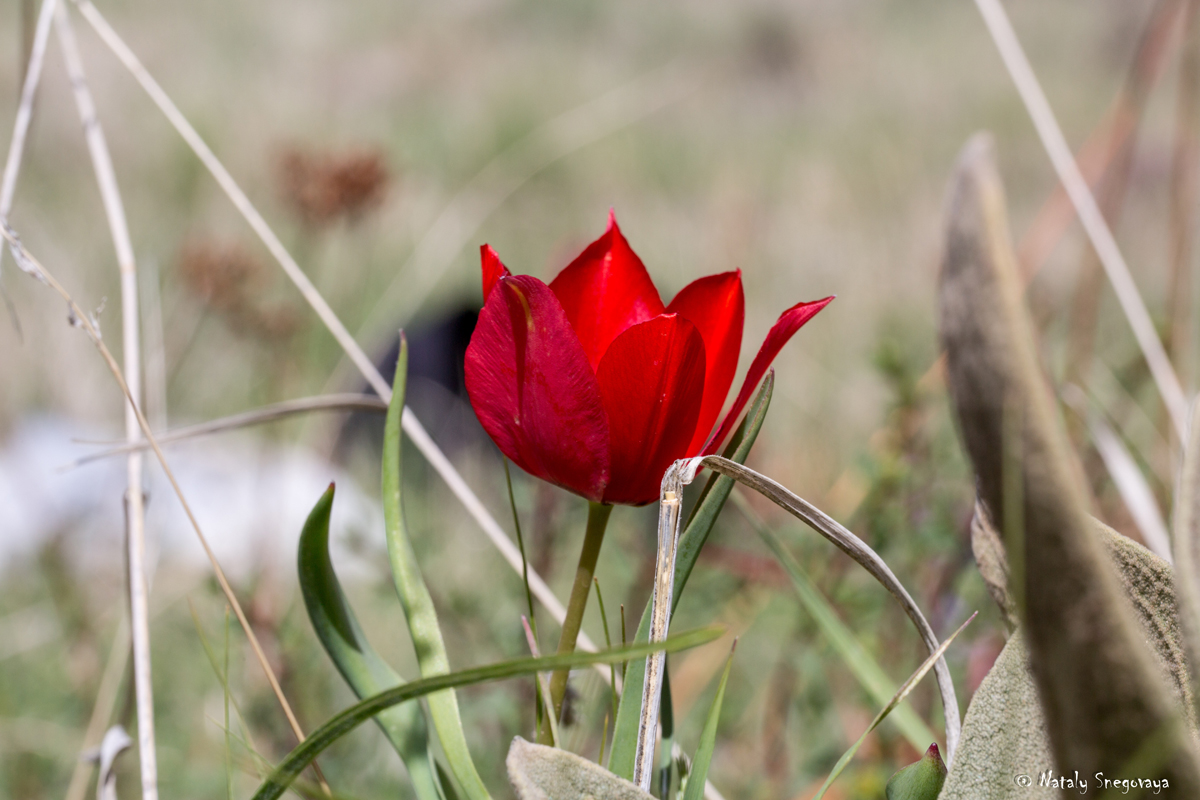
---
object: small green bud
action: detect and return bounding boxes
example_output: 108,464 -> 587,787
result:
886,743 -> 947,800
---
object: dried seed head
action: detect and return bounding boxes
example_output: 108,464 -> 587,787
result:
178,239 -> 262,314
275,145 -> 390,227
177,239 -> 300,342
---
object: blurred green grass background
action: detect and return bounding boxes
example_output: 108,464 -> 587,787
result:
0,0 -> 1189,797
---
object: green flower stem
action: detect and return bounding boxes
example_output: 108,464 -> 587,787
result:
383,338 -> 490,800
543,500 -> 613,742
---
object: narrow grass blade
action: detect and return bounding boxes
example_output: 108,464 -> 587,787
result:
1063,386 -> 1171,561
383,335 -> 489,800
521,617 -> 559,748
657,661 -> 674,799
681,643 -> 734,800
736,493 -> 939,752
690,455 -> 961,763
186,601 -> 273,780
224,606 -> 233,800
810,613 -> 975,800
1174,400 -> 1200,674
608,373 -> 772,779
593,578 -> 619,753
505,459 -> 538,637
250,627 -> 723,800
297,484 -> 443,800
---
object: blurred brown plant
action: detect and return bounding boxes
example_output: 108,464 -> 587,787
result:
275,145 -> 389,227
178,239 -> 300,341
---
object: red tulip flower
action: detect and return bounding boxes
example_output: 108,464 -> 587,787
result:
465,212 -> 832,506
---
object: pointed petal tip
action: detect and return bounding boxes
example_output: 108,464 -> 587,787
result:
701,294 -> 829,455
606,208 -> 618,231
804,294 -> 835,309
480,245 -> 512,301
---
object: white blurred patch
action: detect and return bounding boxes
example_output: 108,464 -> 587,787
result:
0,414 -> 385,585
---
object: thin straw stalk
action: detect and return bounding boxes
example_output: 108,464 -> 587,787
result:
54,5 -> 158,795
0,0 -> 55,240
972,0 -> 1189,441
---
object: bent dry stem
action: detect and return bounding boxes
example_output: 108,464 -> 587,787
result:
545,501 -> 613,741
633,463 -> 687,790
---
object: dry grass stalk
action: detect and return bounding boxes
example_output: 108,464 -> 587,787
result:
138,264 -> 169,430
1015,0 -> 1184,281
0,224 -> 331,794
1062,386 -> 1172,561
1063,0 -> 1186,392
1063,117 -> 1142,394
972,0 -> 1188,442
63,620 -> 129,800
633,467 -> 686,790
70,0 -> 603,662
54,3 -> 158,795
1169,0 -> 1200,390
0,0 -> 56,269
70,393 -> 387,467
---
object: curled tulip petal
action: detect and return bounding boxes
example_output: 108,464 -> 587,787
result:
549,212 -> 665,370
465,275 -> 611,501
703,295 -> 834,455
667,270 -> 744,456
480,244 -> 511,301
596,314 -> 706,505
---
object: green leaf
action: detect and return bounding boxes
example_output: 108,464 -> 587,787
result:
608,373 -> 773,779
886,744 -> 947,800
811,613 -> 974,800
382,335 -> 489,800
297,483 -> 443,800
250,626 -> 724,800
738,494 -> 939,753
187,600 -> 274,780
681,644 -> 734,800
508,737 -> 654,800
657,660 -> 674,799
507,737 -> 654,800
941,523 -> 1196,800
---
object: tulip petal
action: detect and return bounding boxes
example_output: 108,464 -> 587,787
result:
465,275 -> 611,501
666,270 -> 744,456
596,314 -> 706,505
480,244 -> 512,301
704,296 -> 834,455
549,212 -> 665,370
